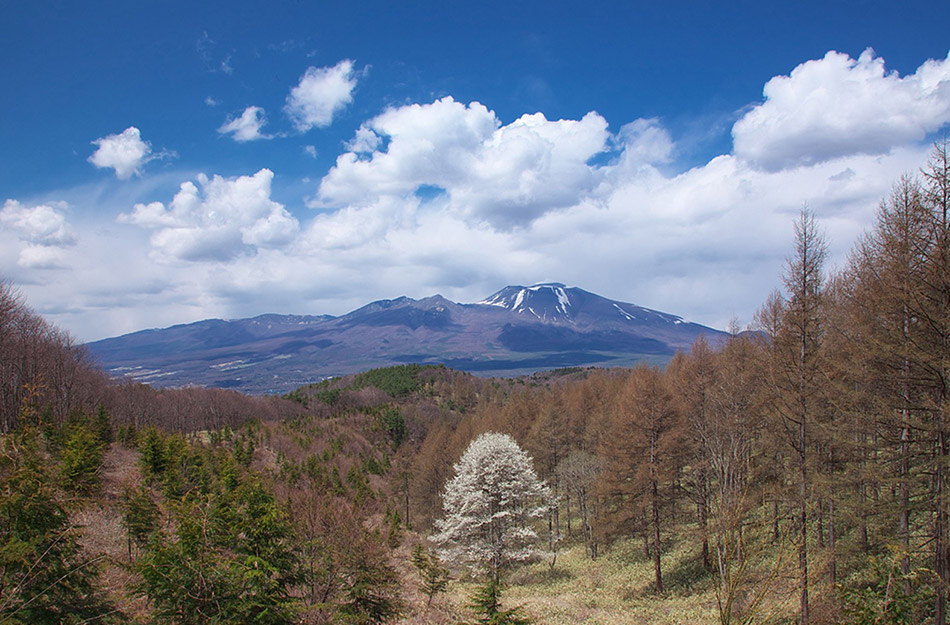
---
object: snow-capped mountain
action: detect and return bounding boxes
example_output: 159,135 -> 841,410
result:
86,284 -> 728,394
478,283 -> 687,327
479,284 -> 577,321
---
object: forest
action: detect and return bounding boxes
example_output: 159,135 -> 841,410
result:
0,141 -> 948,625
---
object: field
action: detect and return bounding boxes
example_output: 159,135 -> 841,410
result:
395,534 -> 788,625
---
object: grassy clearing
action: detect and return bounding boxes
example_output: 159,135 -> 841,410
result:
426,538 -> 720,625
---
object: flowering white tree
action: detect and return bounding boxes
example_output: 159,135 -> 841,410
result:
432,432 -> 550,582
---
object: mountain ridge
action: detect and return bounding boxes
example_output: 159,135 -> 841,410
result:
86,284 -> 728,394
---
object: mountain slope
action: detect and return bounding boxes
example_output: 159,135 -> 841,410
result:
86,284 -> 727,393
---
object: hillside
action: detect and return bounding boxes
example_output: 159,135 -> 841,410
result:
86,283 -> 727,393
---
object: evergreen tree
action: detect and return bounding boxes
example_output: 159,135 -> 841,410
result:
410,543 -> 450,608
337,539 -> 404,625
93,403 -> 114,444
466,578 -> 532,625
121,485 -> 159,561
0,428 -> 115,624
138,426 -> 167,479
135,488 -> 301,625
59,421 -> 105,494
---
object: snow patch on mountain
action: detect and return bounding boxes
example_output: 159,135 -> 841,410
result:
613,303 -> 636,321
477,283 -> 574,320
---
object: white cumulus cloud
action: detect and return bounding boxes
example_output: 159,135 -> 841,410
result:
345,125 -> 382,153
284,60 -> 359,132
316,97 -> 611,228
733,49 -> 950,171
118,168 -> 299,262
88,126 -> 154,179
218,106 -> 271,142
615,119 -> 674,167
1,199 -> 77,270
1,199 -> 76,246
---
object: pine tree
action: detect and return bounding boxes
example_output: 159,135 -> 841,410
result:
121,485 -> 159,560
136,486 -> 302,625
0,428 -> 115,624
466,578 -> 532,625
59,421 -> 105,494
410,543 -> 450,608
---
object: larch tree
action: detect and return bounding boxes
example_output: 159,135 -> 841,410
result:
431,431 -> 549,584
667,338 -> 717,571
920,139 -> 950,624
708,333 -> 784,625
526,393 -> 570,559
848,176 -> 929,595
555,449 -> 601,559
598,365 -> 682,594
765,208 -> 827,625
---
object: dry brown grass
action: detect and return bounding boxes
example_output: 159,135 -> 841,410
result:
72,443 -> 153,621
99,443 -> 142,501
393,538 -> 722,625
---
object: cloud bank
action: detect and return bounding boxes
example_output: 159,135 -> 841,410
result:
317,97 -> 611,228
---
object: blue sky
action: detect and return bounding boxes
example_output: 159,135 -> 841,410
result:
2,0 -> 950,341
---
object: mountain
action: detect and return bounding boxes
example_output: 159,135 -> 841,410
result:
86,283 -> 728,394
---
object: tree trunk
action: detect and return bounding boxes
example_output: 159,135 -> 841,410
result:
651,428 -> 663,594
699,468 -> 711,570
773,500 -> 780,544
799,333 -> 810,625
652,478 -> 663,594
900,422 -> 911,596
565,491 -> 572,538
828,496 -> 837,588
799,420 -> 809,625
935,421 -> 948,625
928,138 -> 950,625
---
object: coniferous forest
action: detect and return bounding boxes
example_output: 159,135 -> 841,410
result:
1,141 -> 949,624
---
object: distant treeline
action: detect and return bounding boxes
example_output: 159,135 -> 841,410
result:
0,280 -> 300,433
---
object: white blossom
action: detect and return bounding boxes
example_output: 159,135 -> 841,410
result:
431,432 -> 550,580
